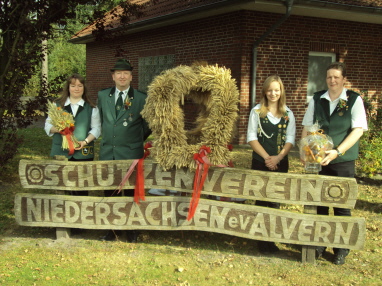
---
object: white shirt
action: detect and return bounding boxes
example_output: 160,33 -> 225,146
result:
115,87 -> 130,104
247,104 -> 296,146
302,88 -> 368,131
44,98 -> 101,138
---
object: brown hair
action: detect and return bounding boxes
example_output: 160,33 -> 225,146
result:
56,74 -> 95,108
259,75 -> 286,118
327,62 -> 347,78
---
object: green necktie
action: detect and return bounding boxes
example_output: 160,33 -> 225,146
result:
115,91 -> 124,116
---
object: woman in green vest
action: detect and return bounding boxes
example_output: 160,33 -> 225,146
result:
247,75 -> 296,254
44,74 -> 101,195
301,62 -> 368,265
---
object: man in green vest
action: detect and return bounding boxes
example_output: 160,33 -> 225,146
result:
98,59 -> 151,242
301,62 -> 368,265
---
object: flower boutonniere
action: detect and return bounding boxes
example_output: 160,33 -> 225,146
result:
337,97 -> 349,116
124,97 -> 132,110
283,111 -> 289,123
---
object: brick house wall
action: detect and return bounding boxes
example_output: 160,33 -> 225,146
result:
85,10 -> 382,145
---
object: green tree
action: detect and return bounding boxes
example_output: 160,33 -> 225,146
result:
23,0 -> 126,98
23,21 -> 87,98
0,0 -> 145,172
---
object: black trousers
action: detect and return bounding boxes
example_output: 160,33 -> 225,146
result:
104,189 -> 134,197
251,157 -> 288,209
317,160 -> 355,217
317,160 -> 355,255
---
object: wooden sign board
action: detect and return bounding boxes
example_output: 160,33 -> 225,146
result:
14,193 -> 365,250
19,159 -> 358,208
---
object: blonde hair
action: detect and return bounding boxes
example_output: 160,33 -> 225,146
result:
259,75 -> 286,118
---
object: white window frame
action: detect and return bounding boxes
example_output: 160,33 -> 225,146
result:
307,52 -> 336,102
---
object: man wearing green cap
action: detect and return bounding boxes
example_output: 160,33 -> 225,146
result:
97,58 -> 151,242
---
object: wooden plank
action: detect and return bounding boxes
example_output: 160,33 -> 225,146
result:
301,205 -> 318,264
301,245 -> 316,264
56,227 -> 70,239
18,159 -> 358,208
53,155 -> 70,239
14,193 -> 366,250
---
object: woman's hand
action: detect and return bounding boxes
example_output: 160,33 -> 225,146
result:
50,126 -> 60,133
265,156 -> 279,171
74,141 -> 87,150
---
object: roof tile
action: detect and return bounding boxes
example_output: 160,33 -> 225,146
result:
72,0 -> 382,40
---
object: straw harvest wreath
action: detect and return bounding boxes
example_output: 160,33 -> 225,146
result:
141,63 -> 239,171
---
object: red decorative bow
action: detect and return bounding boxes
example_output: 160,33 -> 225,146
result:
187,145 -> 211,221
116,142 -> 152,204
60,126 -> 76,155
134,142 -> 152,203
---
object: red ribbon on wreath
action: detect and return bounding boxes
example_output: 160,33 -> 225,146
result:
116,142 -> 152,204
227,144 -> 234,167
60,126 -> 76,155
134,142 -> 152,203
187,144 -> 235,220
187,145 -> 211,221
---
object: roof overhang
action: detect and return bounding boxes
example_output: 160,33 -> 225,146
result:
259,0 -> 382,24
70,0 -> 382,44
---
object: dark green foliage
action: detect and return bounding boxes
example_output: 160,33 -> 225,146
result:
0,0 -> 91,172
357,93 -> 382,178
0,1 -> 145,174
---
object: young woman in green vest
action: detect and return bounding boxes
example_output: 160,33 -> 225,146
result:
301,62 -> 368,265
44,74 -> 101,195
247,75 -> 296,254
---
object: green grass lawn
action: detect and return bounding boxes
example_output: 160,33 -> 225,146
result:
0,127 -> 381,285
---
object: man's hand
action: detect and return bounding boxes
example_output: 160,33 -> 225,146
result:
321,149 -> 338,166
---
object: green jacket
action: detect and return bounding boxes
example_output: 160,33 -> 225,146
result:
313,89 -> 360,164
97,86 -> 151,160
50,102 -> 95,159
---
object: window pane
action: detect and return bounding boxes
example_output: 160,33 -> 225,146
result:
307,52 -> 335,102
138,55 -> 175,93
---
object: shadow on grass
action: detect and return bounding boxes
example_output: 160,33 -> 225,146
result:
355,200 -> 382,214
356,176 -> 382,187
138,230 -> 302,262
2,224 -> 55,239
3,225 -> 303,262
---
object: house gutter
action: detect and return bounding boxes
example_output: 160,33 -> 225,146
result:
296,0 -> 382,13
251,0 -> 294,108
